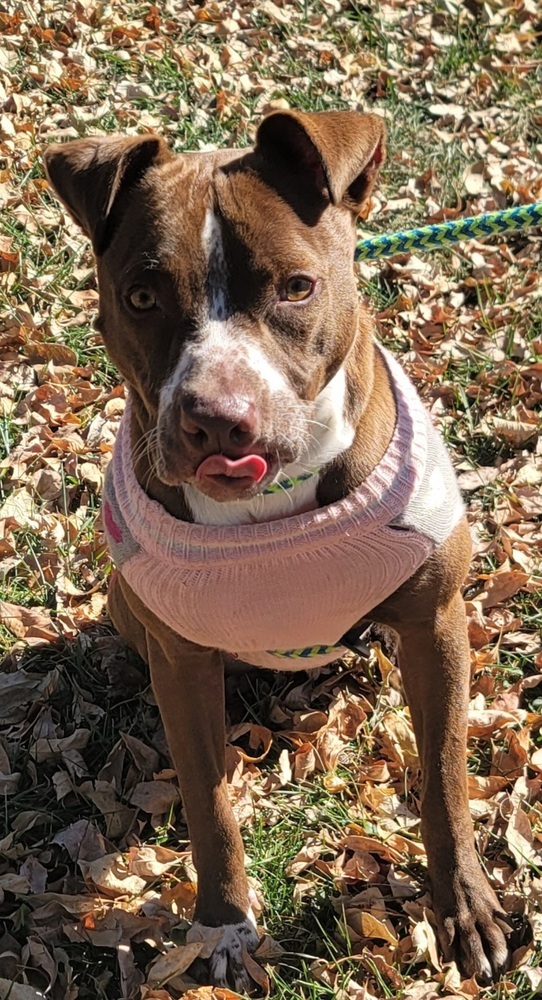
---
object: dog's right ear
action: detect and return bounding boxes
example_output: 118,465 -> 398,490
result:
256,110 -> 385,216
43,135 -> 171,255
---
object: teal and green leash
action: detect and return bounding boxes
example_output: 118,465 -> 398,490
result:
356,201 -> 542,261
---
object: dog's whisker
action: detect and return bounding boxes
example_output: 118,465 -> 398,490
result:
131,426 -> 158,465
306,418 -> 330,432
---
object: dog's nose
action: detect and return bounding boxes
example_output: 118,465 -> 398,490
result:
179,393 -> 260,452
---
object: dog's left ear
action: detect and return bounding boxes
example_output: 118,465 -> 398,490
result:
256,110 -> 385,214
43,134 -> 171,255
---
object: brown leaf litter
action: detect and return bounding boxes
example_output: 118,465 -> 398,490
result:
0,0 -> 541,997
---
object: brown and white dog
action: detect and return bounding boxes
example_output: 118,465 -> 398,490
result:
44,112 -> 510,990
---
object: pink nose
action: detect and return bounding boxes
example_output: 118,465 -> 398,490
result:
179,393 -> 260,452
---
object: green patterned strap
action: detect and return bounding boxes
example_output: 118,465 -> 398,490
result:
267,626 -> 373,661
356,202 -> 542,261
261,469 -> 319,494
268,643 -> 341,659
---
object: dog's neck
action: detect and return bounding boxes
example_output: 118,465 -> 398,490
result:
182,363 -> 355,525
130,340 -> 396,525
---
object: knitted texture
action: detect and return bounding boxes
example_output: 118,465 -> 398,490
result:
103,347 -> 464,670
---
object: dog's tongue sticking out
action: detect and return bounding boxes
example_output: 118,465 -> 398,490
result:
196,454 -> 268,484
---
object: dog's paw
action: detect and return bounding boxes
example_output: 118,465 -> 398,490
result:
187,913 -> 260,991
432,871 -> 511,982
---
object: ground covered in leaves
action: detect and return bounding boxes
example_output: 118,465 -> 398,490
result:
0,0 -> 541,998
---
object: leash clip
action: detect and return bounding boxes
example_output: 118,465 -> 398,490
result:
338,624 -> 373,658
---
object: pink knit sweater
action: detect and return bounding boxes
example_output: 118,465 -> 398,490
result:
103,348 -> 464,670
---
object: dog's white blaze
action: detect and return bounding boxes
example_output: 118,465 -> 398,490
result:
158,350 -> 190,413
167,320 -> 288,395
202,208 -> 227,321
199,212 -> 287,394
243,337 -> 290,394
189,320 -> 233,371
158,212 -> 288,418
158,322 -> 289,423
158,320 -> 234,414
185,364 -> 354,526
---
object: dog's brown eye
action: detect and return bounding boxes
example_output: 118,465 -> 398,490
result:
283,276 -> 314,302
129,288 -> 156,311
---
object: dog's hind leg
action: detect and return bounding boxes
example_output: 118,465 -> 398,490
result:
108,570 -> 149,661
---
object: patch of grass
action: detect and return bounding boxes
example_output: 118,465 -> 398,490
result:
60,324 -> 120,386
0,413 -> 21,465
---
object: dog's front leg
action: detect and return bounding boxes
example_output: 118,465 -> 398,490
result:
146,633 -> 259,988
108,576 -> 258,989
396,590 -> 510,980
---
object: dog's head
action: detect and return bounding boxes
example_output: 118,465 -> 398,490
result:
44,111 -> 385,501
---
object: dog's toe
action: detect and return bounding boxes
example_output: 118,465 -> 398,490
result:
187,915 -> 260,990
434,874 -> 510,982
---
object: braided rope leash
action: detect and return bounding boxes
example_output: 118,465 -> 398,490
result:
356,201 -> 542,261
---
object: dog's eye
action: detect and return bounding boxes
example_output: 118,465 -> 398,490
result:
128,288 -> 157,311
282,276 -> 314,302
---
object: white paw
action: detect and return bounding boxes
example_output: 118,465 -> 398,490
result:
187,913 -> 259,991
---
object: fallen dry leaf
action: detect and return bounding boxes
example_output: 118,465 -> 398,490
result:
242,945 -> 270,993
79,853 -> 147,898
129,780 -> 180,818
147,941 -> 205,985
347,910 -> 398,946
477,568 -> 530,609
182,989 -> 244,999
410,911 -> 441,971
126,844 -> 185,878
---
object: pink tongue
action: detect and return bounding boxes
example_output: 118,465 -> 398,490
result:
196,454 -> 268,483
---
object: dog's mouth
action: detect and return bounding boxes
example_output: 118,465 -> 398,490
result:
196,453 -> 269,484
154,431 -> 297,499
194,452 -> 279,501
